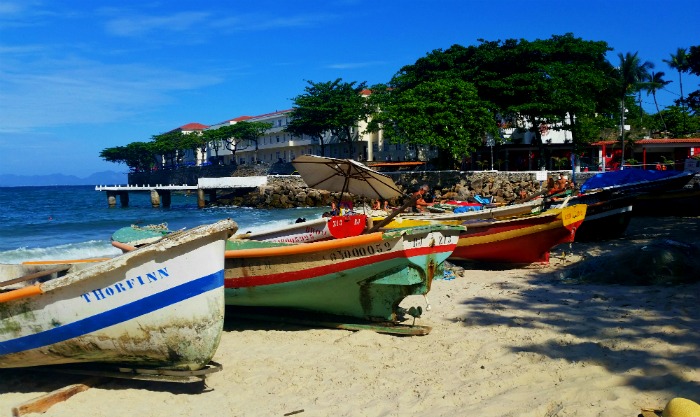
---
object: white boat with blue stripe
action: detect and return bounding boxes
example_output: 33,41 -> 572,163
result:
0,219 -> 237,371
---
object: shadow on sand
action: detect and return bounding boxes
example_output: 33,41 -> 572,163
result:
453,216 -> 700,399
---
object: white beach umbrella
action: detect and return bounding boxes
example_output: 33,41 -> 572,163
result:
291,155 -> 403,201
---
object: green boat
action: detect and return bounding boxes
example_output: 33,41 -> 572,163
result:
223,225 -> 463,323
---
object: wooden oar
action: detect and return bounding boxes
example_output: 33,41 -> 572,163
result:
22,258 -> 111,265
0,266 -> 70,289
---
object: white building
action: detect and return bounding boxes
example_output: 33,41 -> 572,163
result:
202,105 -> 439,166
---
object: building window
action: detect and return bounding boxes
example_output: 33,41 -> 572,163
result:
276,136 -> 280,143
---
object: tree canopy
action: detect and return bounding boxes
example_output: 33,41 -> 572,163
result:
287,79 -> 373,157
99,141 -> 156,172
383,33 -> 619,166
379,78 -> 497,162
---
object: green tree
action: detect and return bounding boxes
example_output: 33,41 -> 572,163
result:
287,79 -> 373,158
644,71 -> 672,133
658,106 -> 700,138
227,121 -> 273,162
201,125 -> 241,162
663,48 -> 690,133
100,142 -> 155,172
684,45 -> 700,114
390,35 -> 618,168
616,51 -> 653,166
380,78 -> 497,166
200,128 -> 224,163
151,130 -> 190,168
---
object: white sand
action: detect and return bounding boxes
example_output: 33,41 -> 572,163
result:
1,216 -> 698,416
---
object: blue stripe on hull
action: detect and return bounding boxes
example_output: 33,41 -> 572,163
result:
0,270 -> 223,356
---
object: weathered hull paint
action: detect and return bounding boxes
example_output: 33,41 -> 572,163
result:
245,214 -> 367,243
0,220 -> 235,370
224,226 -> 462,321
397,200 -> 543,222
449,205 -> 587,264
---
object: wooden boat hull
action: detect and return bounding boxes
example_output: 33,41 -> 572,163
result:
0,220 -> 236,370
569,193 -> 635,241
448,204 -> 587,264
398,200 -> 542,222
242,214 -> 367,243
371,217 -> 464,229
223,226 -> 462,321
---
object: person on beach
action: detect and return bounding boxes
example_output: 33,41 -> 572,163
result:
556,174 -> 569,191
413,184 -> 433,212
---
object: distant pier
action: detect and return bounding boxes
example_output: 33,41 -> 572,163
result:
95,177 -> 268,208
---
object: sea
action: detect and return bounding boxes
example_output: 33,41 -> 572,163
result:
0,185 -> 326,264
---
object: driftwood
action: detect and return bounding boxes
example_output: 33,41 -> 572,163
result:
11,378 -> 101,417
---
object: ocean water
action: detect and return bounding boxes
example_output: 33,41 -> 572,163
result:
0,185 -> 326,264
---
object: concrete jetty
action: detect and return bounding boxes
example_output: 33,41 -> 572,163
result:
95,177 -> 268,208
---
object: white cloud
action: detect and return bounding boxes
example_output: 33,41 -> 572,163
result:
326,61 -> 384,70
105,11 -> 212,37
0,57 -> 222,133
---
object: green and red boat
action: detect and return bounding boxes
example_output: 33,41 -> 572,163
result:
223,225 -> 463,325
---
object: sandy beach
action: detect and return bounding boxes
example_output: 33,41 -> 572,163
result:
1,216 -> 698,417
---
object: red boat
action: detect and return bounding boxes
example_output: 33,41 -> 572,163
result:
448,204 -> 587,264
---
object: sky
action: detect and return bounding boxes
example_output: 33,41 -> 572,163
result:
1,0 -> 698,177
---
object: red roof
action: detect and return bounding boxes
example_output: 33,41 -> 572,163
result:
592,138 -> 700,146
178,122 -> 208,131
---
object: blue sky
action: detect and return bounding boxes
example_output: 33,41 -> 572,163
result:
1,0 -> 698,177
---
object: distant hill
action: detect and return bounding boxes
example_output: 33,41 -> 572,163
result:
0,171 -> 128,187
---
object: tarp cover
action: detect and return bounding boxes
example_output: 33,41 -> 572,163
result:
581,170 -> 686,193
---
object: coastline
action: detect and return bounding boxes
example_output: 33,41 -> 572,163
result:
0,215 -> 698,416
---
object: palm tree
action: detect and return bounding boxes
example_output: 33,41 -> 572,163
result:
663,48 -> 689,133
617,52 -> 654,168
644,71 -> 672,134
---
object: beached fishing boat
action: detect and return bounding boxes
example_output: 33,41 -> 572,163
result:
446,204 -> 587,264
547,190 -> 636,241
222,225 -> 463,323
0,219 -> 237,371
580,169 -> 694,194
238,214 -> 368,243
113,215 -> 369,246
545,169 -> 694,241
396,199 -> 544,222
